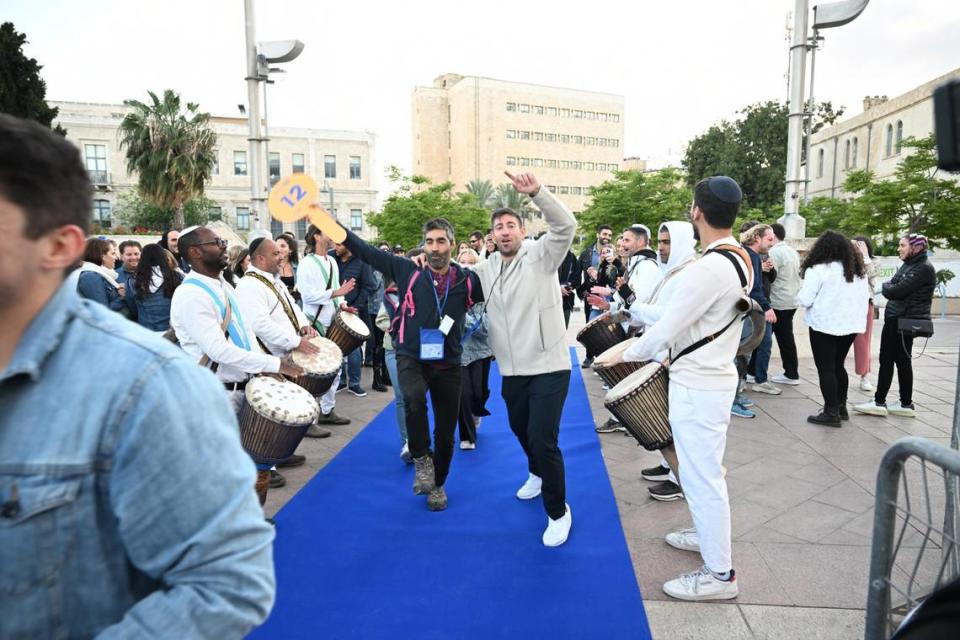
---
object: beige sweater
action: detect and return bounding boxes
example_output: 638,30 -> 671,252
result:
473,188 -> 576,376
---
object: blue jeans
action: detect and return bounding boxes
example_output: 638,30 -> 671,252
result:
341,347 -> 362,387
384,349 -> 407,444
752,322 -> 774,384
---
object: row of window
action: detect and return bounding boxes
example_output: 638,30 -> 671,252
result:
505,130 -> 620,147
814,119 -> 905,178
505,156 -> 619,172
543,185 -> 590,196
505,102 -> 621,122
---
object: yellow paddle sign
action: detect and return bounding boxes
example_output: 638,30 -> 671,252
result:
267,173 -> 345,243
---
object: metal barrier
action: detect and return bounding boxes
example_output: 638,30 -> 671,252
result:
864,436 -> 960,639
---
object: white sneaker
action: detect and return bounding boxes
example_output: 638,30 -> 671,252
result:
751,381 -> 782,395
888,402 -> 916,418
400,443 -> 412,464
853,401 -> 888,417
516,473 -> 542,500
771,373 -> 800,386
859,376 -> 874,392
663,565 -> 739,601
542,503 -> 572,547
665,527 -> 700,552
459,440 -> 476,450
745,374 -> 756,384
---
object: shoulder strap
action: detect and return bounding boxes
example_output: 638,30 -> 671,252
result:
705,245 -> 752,289
392,270 -> 423,344
246,271 -> 301,332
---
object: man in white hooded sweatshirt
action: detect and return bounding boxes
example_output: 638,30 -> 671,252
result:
623,221 -> 697,502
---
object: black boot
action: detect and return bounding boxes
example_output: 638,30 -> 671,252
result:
372,365 -> 388,393
807,406 -> 842,427
838,404 -> 849,421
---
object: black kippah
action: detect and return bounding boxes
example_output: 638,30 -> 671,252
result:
707,176 -> 743,204
249,236 -> 266,256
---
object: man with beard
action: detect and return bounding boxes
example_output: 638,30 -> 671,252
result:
159,229 -> 188,273
170,227 -> 304,500
576,224 -> 613,367
340,218 -> 483,512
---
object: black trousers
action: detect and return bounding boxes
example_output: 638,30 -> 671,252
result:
458,358 -> 492,443
364,312 -> 384,367
501,370 -> 570,519
808,329 -> 857,411
876,320 -> 915,406
396,356 -> 462,487
772,308 -> 799,379
563,305 -> 572,329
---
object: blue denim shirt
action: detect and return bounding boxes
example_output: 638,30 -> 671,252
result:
0,276 -> 275,639
76,270 -> 127,314
124,282 -> 178,332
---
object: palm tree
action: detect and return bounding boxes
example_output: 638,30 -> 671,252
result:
493,183 -> 538,222
119,90 -> 217,229
465,178 -> 496,209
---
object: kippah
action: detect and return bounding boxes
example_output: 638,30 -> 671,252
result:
628,223 -> 651,238
707,176 -> 743,204
180,225 -> 202,239
249,236 -> 267,255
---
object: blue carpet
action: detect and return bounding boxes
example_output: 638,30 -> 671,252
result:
250,349 -> 651,639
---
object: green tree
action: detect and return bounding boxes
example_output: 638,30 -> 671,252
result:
367,168 -> 490,250
577,168 -> 693,241
464,179 -> 496,209
843,135 -> 960,250
118,90 -> 217,230
113,191 -> 220,233
492,183 -> 537,222
682,100 -> 844,213
0,22 -> 65,134
798,197 -> 854,238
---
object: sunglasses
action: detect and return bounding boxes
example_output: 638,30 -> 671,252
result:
196,238 -> 227,249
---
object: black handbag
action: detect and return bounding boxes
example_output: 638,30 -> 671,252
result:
897,317 -> 934,338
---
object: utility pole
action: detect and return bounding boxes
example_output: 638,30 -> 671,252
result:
243,0 -> 268,232
781,0 -> 809,240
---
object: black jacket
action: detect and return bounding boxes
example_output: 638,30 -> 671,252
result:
557,251 -> 582,311
342,229 -> 483,366
333,251 -> 376,313
577,243 -> 602,299
883,253 -> 936,321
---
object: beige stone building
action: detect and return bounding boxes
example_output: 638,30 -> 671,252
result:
806,67 -> 960,200
412,74 -> 625,215
52,101 -> 378,239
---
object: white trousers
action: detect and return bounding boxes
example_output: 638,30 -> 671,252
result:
320,368 -> 341,414
669,380 -> 736,573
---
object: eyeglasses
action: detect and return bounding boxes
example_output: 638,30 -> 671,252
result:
196,238 -> 227,249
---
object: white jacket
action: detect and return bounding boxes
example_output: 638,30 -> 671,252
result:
796,262 -> 869,336
236,265 -> 311,356
473,188 -> 576,376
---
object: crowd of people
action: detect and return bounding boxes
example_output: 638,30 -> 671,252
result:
0,111 -> 940,636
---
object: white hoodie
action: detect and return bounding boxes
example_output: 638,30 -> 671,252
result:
625,221 -> 697,328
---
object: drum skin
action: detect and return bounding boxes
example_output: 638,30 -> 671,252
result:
603,363 -> 673,450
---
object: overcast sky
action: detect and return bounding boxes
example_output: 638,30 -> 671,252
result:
8,0 -> 959,200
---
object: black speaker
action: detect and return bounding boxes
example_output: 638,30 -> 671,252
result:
934,80 -> 960,172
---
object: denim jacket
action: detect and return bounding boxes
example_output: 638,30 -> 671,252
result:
0,275 -> 275,639
124,277 -> 180,332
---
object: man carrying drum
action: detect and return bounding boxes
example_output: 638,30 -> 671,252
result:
340,217 -> 484,512
171,226 -> 305,504
611,177 -> 751,601
297,225 -> 356,427
237,236 -> 348,443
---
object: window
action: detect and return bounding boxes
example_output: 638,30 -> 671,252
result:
851,137 -> 858,168
895,120 -> 903,154
234,150 -> 247,176
559,186 -> 569,194
324,155 -> 336,179
519,104 -> 530,113
546,133 -> 557,142
533,158 -> 543,167
573,110 -> 583,119
295,218 -> 307,240
599,113 -> 608,122
885,124 -> 894,157
560,134 -> 570,144
572,186 -> 582,195
349,156 -> 361,179
520,157 -> 531,167
534,131 -> 544,141
350,209 -> 363,231
211,152 -> 219,175
534,105 -> 544,115
271,218 -> 284,237
586,111 -> 596,120
560,160 -> 570,169
506,156 -> 517,166
613,139 -> 619,148
547,107 -> 557,117
585,137 -> 595,145
233,206 -> 249,230
560,108 -> 570,118
584,162 -> 595,170
210,206 -> 222,221
269,152 -> 281,183
844,140 -> 851,169
545,185 -> 557,193
612,114 -> 620,122
817,148 -> 824,179
572,135 -> 582,144
84,143 -> 108,183
518,130 -> 530,140
546,159 -> 557,168
93,199 -> 111,227
506,102 -> 516,112
292,153 -> 305,174
506,130 -> 516,139
571,161 -> 582,169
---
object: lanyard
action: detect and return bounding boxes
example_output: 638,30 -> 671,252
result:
428,268 -> 452,320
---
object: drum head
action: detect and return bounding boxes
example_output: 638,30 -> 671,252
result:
245,376 -> 320,426
291,336 -> 342,375
339,311 -> 370,337
594,337 -> 640,367
605,361 -> 663,402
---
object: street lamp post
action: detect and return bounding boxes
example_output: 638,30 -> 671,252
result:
321,180 -> 335,222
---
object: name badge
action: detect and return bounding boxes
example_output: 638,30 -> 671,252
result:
420,328 -> 445,361
438,315 -> 455,336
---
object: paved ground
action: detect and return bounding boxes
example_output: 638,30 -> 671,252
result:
267,311 -> 960,639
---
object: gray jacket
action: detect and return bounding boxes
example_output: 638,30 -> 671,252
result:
461,304 -> 493,366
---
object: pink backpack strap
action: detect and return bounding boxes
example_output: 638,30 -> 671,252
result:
465,270 -> 474,310
396,270 -> 422,345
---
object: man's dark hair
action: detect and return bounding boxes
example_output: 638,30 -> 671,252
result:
406,247 -> 424,258
771,223 -> 786,241
853,235 -> 874,259
624,224 -> 649,243
158,229 -> 179,252
82,237 -> 112,265
693,176 -> 741,229
119,240 -> 142,253
423,217 -> 456,242
0,114 -> 92,238
134,243 -> 181,299
469,230 -> 484,241
597,224 -> 613,234
491,207 -> 523,227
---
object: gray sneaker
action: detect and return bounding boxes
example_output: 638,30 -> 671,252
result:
595,418 -> 626,433
413,455 -> 436,495
751,381 -> 782,395
427,485 -> 448,511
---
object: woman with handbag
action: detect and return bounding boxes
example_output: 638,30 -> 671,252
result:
854,234 -> 936,418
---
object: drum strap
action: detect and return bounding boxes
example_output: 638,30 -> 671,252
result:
392,267 -> 475,345
246,272 -> 301,333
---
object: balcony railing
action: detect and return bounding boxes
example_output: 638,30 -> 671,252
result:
88,170 -> 111,186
